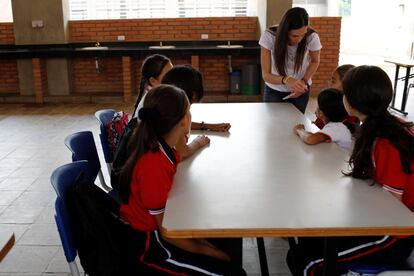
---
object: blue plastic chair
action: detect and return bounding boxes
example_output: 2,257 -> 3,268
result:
51,160 -> 92,276
94,109 -> 116,174
64,131 -> 111,191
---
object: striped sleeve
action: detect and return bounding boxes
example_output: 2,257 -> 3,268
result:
139,155 -> 171,216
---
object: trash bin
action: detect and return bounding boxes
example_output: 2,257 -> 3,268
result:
241,64 -> 260,95
230,70 -> 241,94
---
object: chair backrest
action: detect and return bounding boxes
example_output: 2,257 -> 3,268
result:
64,131 -> 101,180
51,160 -> 92,263
94,109 -> 116,163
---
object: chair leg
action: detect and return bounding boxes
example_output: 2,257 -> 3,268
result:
256,237 -> 269,276
68,261 -> 80,276
98,170 -> 112,191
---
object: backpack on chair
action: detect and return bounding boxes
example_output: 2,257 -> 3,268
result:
105,111 -> 129,160
110,117 -> 138,190
67,173 -> 146,276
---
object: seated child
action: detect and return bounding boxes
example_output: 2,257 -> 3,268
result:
133,54 -> 173,119
287,65 -> 414,276
293,88 -> 355,153
119,84 -> 232,275
161,65 -> 231,158
314,64 -> 357,129
162,65 -> 231,132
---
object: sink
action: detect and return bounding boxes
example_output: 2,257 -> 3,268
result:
216,45 -> 244,49
80,46 -> 109,50
148,45 -> 176,49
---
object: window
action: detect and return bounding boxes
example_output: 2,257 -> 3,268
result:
177,0 -> 248,18
0,0 -> 13,22
69,0 -> 249,20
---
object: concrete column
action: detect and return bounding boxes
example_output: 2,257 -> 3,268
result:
12,0 -> 72,98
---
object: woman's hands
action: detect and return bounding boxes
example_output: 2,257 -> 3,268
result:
286,78 -> 308,98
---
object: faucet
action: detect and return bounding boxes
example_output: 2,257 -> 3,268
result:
95,41 -> 100,47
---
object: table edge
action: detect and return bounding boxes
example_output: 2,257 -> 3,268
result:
161,227 -> 414,238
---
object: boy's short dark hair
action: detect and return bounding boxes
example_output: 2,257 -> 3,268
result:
161,65 -> 204,104
317,88 -> 348,123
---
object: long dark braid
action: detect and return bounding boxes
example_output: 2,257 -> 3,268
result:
133,54 -> 171,116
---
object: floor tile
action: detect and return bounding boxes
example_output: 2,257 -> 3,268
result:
242,248 -> 260,274
18,224 -> 61,246
0,178 -> 36,191
0,190 -> 24,205
0,273 -> 42,276
0,206 -> 6,215
28,177 -> 54,192
8,167 -> 45,179
0,167 -> 17,178
0,206 -> 44,224
45,249 -> 84,274
0,245 -> 59,273
11,191 -> 54,207
0,158 -> 27,168
0,223 -> 30,243
35,207 -> 56,224
266,247 -> 291,274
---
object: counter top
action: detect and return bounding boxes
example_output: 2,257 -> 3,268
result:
0,40 -> 260,59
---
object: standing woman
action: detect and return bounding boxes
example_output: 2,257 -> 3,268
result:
260,7 -> 322,113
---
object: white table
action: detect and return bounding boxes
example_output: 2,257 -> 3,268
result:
162,103 -> 414,275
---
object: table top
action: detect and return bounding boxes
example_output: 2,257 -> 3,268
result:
0,230 -> 15,262
384,59 -> 414,67
162,103 -> 414,238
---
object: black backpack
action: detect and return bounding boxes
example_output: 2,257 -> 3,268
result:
110,117 -> 138,190
67,173 -> 148,276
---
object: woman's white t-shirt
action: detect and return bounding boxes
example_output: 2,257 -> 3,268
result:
259,29 -> 322,92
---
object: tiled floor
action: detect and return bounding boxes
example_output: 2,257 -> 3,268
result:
0,89 -> 413,276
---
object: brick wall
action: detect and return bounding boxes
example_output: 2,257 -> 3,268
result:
0,17 -> 341,102
310,17 -> 341,95
69,17 -> 257,42
0,23 -> 18,94
0,23 -> 14,44
0,60 -> 19,94
71,57 -> 124,93
69,17 -> 258,98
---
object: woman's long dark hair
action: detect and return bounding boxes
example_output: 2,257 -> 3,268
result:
318,88 -> 355,133
134,54 -> 171,114
343,66 -> 414,179
120,84 -> 189,203
274,7 -> 316,76
161,65 -> 204,104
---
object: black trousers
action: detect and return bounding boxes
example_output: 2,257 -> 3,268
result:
130,230 -> 237,276
286,235 -> 414,276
